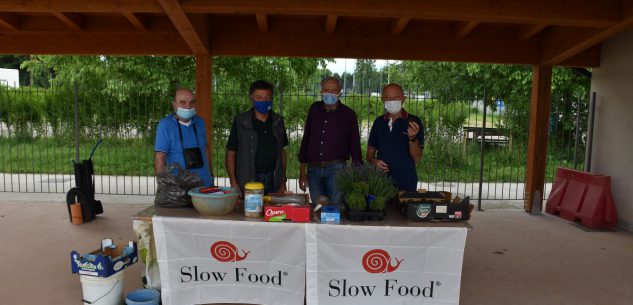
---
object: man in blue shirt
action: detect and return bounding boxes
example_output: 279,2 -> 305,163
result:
154,88 -> 213,186
367,83 -> 424,191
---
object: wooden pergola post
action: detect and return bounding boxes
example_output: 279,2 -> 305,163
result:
195,55 -> 213,175
524,65 -> 553,212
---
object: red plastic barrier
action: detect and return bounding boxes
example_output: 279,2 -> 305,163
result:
545,168 -> 618,228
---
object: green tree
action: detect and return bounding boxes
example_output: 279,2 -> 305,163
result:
1,55 -> 51,86
354,59 -> 382,93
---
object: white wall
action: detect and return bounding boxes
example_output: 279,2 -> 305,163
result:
0,68 -> 20,88
590,28 -> 633,232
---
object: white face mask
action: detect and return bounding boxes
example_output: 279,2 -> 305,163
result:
384,100 -> 402,114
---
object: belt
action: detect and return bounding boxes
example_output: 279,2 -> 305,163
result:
308,159 -> 347,167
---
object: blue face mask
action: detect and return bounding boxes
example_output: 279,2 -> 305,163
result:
322,93 -> 339,105
176,107 -> 196,120
253,100 -> 273,114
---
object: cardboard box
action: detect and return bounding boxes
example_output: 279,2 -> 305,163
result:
320,205 -> 341,224
71,239 -> 138,277
264,204 -> 311,222
399,191 -> 472,221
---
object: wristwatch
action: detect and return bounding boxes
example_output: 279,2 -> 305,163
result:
408,137 -> 417,142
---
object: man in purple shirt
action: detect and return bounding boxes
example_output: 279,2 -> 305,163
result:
298,76 -> 362,205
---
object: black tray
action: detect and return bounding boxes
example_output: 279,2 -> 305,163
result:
346,210 -> 385,222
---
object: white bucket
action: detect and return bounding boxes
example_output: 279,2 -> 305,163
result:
80,271 -> 125,305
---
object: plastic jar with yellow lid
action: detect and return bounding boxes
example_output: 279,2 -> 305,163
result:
244,182 -> 264,217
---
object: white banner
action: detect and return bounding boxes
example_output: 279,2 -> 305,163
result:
153,216 -> 306,305
306,224 -> 467,305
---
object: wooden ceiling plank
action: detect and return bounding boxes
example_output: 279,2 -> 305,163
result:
455,21 -> 479,39
517,24 -> 547,40
52,12 -> 82,31
0,13 -> 19,31
391,17 -> 410,35
255,13 -> 268,32
542,2 -> 633,65
156,0 -> 209,55
123,12 -> 148,31
325,15 -> 337,33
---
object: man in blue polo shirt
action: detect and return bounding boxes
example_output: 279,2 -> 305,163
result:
154,87 -> 213,186
367,83 -> 424,191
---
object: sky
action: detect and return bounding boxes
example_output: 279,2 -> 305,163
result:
325,58 -> 392,75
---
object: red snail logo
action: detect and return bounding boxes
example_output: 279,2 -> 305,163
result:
210,241 -> 250,262
362,249 -> 403,273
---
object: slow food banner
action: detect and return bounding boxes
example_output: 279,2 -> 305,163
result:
153,216 -> 306,305
306,224 -> 467,305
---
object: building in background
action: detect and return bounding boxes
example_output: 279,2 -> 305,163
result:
0,68 -> 19,88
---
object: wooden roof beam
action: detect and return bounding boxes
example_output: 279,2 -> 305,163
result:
255,13 -> 268,32
0,31 -> 191,55
0,0 -> 620,28
0,13 -> 19,31
156,0 -> 209,55
517,24 -> 547,40
123,12 -> 148,31
181,0 -> 620,27
52,12 -> 82,31
325,15 -> 337,33
454,21 -> 479,39
391,17 -> 410,35
0,0 -> 163,13
541,1 -> 633,65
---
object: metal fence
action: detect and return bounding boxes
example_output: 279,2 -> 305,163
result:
0,79 -> 589,200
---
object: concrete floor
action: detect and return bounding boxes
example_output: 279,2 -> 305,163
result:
1,197 -> 632,305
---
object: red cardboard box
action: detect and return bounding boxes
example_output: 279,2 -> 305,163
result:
264,204 -> 310,222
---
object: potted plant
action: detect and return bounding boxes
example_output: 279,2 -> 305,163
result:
336,165 -> 397,221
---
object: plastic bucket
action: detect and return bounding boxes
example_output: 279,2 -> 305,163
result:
125,289 -> 160,305
80,271 -> 125,305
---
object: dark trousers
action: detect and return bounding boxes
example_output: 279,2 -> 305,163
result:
255,171 -> 276,195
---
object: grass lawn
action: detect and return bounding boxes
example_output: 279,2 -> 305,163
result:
1,136 -> 581,183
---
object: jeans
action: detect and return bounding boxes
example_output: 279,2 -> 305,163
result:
307,162 -> 346,205
255,171 -> 276,195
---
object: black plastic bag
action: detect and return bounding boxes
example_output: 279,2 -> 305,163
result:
155,163 -> 203,208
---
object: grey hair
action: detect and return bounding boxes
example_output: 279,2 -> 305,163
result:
320,76 -> 342,91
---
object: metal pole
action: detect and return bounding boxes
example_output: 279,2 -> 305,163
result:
73,81 -> 80,162
573,96 -> 581,169
477,90 -> 487,211
584,92 -> 596,172
279,91 -> 284,115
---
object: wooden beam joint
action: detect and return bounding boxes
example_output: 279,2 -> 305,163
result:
255,13 -> 268,32
325,15 -> 337,34
391,17 -> 410,35
455,21 -> 479,39
123,12 -> 149,31
52,12 -> 83,32
0,13 -> 19,31
517,24 -> 547,41
157,0 -> 209,55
